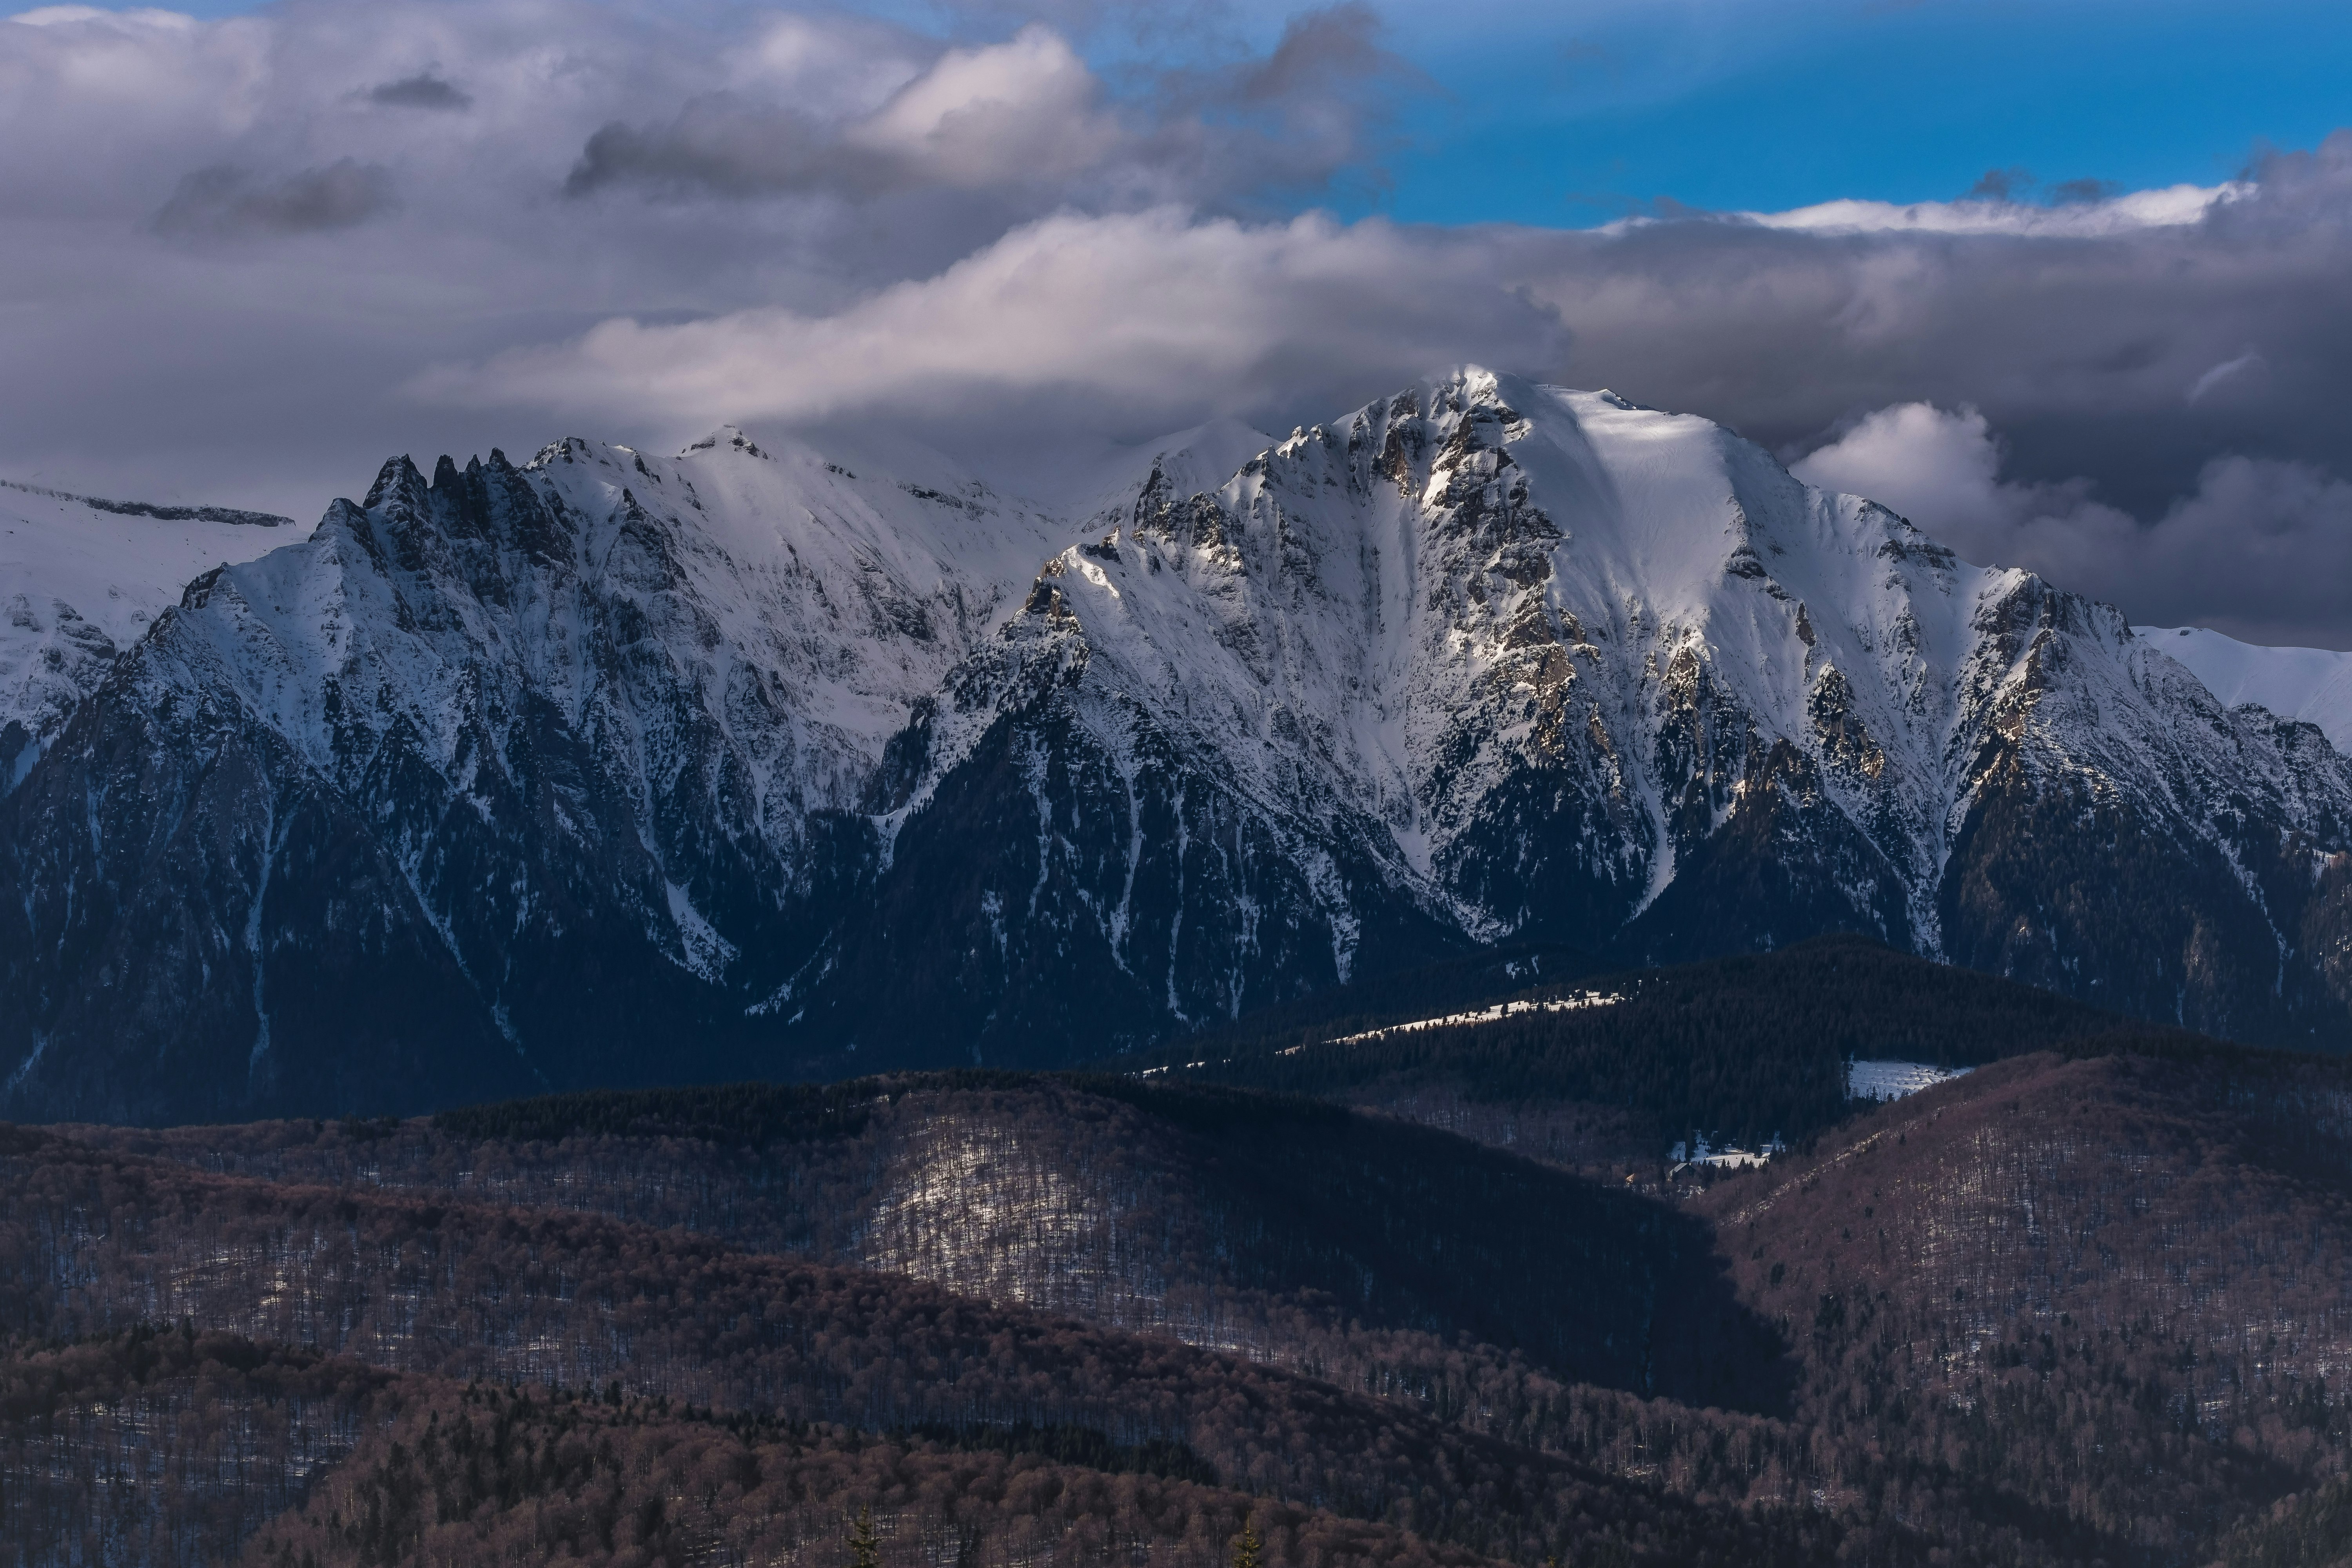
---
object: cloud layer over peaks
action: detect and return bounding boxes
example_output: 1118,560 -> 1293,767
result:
418,208 -> 1568,445
1795,403 -> 2352,652
2,2 -> 2351,646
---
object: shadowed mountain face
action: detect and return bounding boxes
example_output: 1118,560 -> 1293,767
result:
9,372 -> 2352,1123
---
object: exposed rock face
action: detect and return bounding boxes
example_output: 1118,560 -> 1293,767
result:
8,373 -> 2352,1121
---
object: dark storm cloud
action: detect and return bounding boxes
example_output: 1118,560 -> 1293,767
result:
152,159 -> 397,237
1233,3 -> 1392,102
1636,136 -> 2352,644
565,102 -> 855,198
367,72 -> 472,111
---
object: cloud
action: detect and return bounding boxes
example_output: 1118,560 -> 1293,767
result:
2186,349 -> 2265,404
415,206 -> 1570,447
1966,166 -> 2033,201
366,71 -> 469,111
565,25 -> 1117,200
152,158 -> 396,236
0,0 -> 2350,650
846,24 -> 1110,186
1791,403 -> 2035,535
561,6 -> 1412,211
1793,402 -> 2352,649
1735,179 -> 2245,238
1509,131 -> 2352,527
1138,1 -> 1423,207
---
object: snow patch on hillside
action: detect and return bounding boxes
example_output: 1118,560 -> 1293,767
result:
1312,991 -> 1623,1049
1847,1060 -> 1972,1102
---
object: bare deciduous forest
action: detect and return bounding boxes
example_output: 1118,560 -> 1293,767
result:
8,941 -> 2352,1567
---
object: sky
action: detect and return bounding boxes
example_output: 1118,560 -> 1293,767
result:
4,0 -> 2351,646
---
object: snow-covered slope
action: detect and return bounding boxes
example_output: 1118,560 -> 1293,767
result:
9,371 -> 2352,1123
0,430 -> 1069,1120
0,479 -> 298,782
2140,625 -> 2352,753
1060,418 -> 1278,530
821,369 -> 2352,1053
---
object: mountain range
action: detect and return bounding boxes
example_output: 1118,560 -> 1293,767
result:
6,368 -> 2352,1124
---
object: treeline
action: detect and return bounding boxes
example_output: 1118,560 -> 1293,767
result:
2223,1472 -> 2352,1568
18,1020 -> 2352,1566
0,1326 -> 1492,1568
429,1072 -> 1350,1149
1174,936 -> 2143,1146
432,1077 -> 903,1147
1703,1047 -> 2352,1559
1112,941 -> 1602,1065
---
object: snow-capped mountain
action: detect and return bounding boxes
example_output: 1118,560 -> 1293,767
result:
0,479 -> 298,788
2140,625 -> 2352,753
806,370 -> 2352,1057
0,428 -> 1069,1120
7,370 -> 2352,1123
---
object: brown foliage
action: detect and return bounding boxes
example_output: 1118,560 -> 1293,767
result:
0,1324 -> 397,1567
245,1383 -> 1506,1568
1698,1049 -> 2352,1555
19,1036 -> 2352,1567
0,1132 -> 1841,1568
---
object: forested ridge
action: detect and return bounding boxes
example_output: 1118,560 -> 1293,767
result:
1146,936 -> 2138,1152
11,947 -> 2352,1565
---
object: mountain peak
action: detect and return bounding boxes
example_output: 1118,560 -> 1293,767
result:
681,424 -> 769,461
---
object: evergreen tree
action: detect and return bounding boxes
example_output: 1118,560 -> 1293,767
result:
1231,1515 -> 1264,1568
849,1503 -> 881,1568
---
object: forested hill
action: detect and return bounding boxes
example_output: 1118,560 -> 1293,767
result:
15,1027 -> 2352,1566
1135,935 -> 2148,1154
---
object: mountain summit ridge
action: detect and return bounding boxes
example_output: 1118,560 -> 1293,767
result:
6,367 -> 2352,1122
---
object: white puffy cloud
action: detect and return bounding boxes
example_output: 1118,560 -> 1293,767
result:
846,25 -> 1114,187
414,206 -> 1569,454
1789,401 -> 2138,564
1790,403 -> 2021,535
